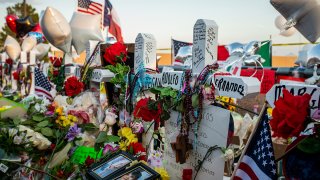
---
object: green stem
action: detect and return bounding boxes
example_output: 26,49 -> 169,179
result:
0,159 -> 61,180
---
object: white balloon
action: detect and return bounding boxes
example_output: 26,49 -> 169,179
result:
274,15 -> 286,30
4,35 -> 21,61
40,7 -> 72,53
32,43 -> 50,59
70,12 -> 104,55
22,36 -> 37,52
280,27 -> 296,37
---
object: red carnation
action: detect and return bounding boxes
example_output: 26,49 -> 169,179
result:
270,89 -> 311,139
103,42 -> 127,65
64,76 -> 84,97
127,142 -> 146,161
133,98 -> 162,123
13,71 -> 19,80
5,58 -> 13,66
50,57 -> 62,67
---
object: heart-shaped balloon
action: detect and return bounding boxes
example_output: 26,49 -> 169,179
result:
15,16 -> 36,38
5,14 -> 18,33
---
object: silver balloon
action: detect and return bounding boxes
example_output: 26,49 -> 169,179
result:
295,44 -> 314,66
174,45 -> 193,66
226,42 -> 244,55
40,7 -> 72,53
244,41 -> 260,56
307,44 -> 320,67
32,43 -> 50,60
271,0 -> 320,43
22,36 -> 37,52
4,35 -> 21,61
70,12 -> 104,55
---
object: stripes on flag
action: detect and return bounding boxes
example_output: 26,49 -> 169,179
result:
77,0 -> 103,15
34,67 -> 53,101
104,0 -> 124,43
233,108 -> 277,180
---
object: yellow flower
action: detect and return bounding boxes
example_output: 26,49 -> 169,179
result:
119,140 -> 127,151
55,107 -> 64,116
154,167 -> 170,180
118,127 -> 132,138
267,107 -> 273,117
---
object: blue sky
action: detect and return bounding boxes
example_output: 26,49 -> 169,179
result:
0,0 -> 309,55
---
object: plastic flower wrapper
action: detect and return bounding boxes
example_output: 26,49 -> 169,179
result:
147,150 -> 163,168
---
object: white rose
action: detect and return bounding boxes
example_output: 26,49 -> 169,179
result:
8,128 -> 18,137
13,135 -> 23,145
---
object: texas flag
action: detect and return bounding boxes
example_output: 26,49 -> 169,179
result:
104,0 -> 123,43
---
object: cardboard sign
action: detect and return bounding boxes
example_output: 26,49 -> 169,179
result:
162,71 -> 184,90
164,106 -> 230,180
266,83 -> 320,116
134,33 -> 157,74
143,71 -> 184,90
240,69 -> 275,94
90,69 -> 115,82
192,19 -> 218,74
213,75 -> 260,99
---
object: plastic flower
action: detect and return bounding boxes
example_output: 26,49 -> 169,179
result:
65,124 -> 82,142
154,167 -> 170,180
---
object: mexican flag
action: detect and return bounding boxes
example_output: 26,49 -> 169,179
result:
218,40 -> 272,67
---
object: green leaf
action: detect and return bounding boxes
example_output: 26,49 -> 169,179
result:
37,120 -> 49,128
80,123 -> 98,132
32,115 -> 44,122
96,132 -> 120,144
13,118 -> 21,125
21,119 -> 35,125
41,127 -> 53,137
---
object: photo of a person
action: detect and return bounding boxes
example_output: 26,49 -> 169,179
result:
93,155 -> 131,178
116,167 -> 152,180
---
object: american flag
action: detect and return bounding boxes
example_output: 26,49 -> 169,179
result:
77,0 -> 103,15
172,39 -> 193,57
234,109 -> 277,180
34,67 -> 53,101
104,0 -> 123,43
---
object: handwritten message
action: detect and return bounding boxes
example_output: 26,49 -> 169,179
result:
163,106 -> 230,180
134,33 -> 157,74
192,19 -> 218,74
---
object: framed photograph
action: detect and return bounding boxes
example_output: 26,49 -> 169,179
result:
87,151 -> 136,180
112,162 -> 160,180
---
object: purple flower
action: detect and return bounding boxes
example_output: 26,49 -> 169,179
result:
66,124 -> 81,142
103,144 -> 119,155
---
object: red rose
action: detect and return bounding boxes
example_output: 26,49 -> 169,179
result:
270,89 -> 311,139
133,98 -> 162,123
13,71 -> 19,80
85,156 -> 95,167
64,76 -> 84,97
50,57 -> 62,67
53,70 -> 59,76
103,42 -> 127,65
127,142 -> 146,161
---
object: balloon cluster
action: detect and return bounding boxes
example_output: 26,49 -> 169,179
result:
40,7 -> 104,54
225,41 -> 265,66
4,14 -> 48,61
295,44 -> 320,68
